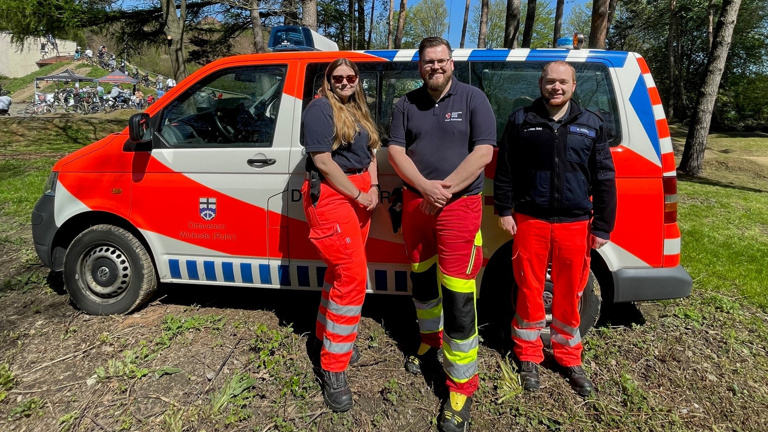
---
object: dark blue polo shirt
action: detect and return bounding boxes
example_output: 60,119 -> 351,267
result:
303,97 -> 372,172
388,77 -> 497,196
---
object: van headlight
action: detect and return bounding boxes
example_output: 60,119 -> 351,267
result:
43,172 -> 58,196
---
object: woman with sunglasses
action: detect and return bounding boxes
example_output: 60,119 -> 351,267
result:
301,58 -> 380,412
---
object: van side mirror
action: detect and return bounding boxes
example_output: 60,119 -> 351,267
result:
128,113 -> 151,143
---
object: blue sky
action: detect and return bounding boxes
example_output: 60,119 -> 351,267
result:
440,0 -> 587,48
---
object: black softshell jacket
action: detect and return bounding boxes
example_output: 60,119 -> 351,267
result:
494,98 -> 617,239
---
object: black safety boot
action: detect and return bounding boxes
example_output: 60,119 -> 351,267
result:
321,369 -> 353,412
404,346 -> 441,375
438,391 -> 472,432
349,344 -> 361,366
519,361 -> 540,391
564,365 -> 595,397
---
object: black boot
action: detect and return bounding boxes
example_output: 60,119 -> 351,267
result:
564,365 -> 595,397
438,391 -> 472,432
519,361 -> 540,391
349,344 -> 361,366
321,369 -> 353,412
404,346 -> 441,375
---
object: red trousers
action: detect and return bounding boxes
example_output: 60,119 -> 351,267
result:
402,188 -> 482,396
303,173 -> 371,372
511,213 -> 591,367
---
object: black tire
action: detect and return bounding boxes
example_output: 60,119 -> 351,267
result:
478,241 -> 602,349
63,225 -> 157,315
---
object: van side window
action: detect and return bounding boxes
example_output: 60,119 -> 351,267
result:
469,61 -> 621,146
157,65 -> 287,148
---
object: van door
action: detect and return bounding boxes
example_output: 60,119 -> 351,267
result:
130,64 -> 296,287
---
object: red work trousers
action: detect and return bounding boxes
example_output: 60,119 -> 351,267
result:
402,188 -> 482,396
303,172 -> 372,372
511,213 -> 591,367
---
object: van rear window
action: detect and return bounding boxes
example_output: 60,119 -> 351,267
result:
303,60 -> 620,147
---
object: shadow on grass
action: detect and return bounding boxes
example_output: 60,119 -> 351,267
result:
677,172 -> 768,194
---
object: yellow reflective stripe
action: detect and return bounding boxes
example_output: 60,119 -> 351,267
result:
412,255 -> 438,273
439,272 -> 476,294
416,305 -> 442,321
465,230 -> 482,275
443,336 -> 478,381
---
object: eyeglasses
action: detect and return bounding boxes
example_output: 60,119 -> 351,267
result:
330,74 -> 358,84
421,58 -> 451,68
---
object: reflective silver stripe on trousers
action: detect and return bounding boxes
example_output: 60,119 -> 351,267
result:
418,316 -> 443,333
445,333 -> 479,354
323,338 -> 355,354
511,314 -> 545,341
317,311 -> 359,336
551,318 -> 582,347
320,295 -> 363,317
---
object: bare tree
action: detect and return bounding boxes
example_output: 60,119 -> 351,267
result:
388,0 -> 394,48
301,0 -> 317,30
357,0 -> 366,49
394,0 -> 407,48
504,0 -> 521,48
678,0 -> 743,175
552,0 -> 564,47
521,0 -> 536,48
282,0 -> 299,24
478,0 -> 490,48
460,0 -> 471,48
367,0 -> 375,49
160,0 -> 189,81
250,0 -> 268,53
589,0 -> 609,48
666,0 -> 677,120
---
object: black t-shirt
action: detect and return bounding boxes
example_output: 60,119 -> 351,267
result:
302,97 -> 372,172
388,77 -> 497,196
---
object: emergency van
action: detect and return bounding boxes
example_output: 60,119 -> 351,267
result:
31,38 -> 692,342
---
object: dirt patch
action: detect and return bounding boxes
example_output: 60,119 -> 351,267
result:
743,156 -> 768,167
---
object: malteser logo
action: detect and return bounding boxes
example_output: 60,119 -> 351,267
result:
445,111 -> 463,122
199,198 -> 217,221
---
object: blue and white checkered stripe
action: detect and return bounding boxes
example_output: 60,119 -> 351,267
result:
165,257 -> 411,293
363,48 -> 629,68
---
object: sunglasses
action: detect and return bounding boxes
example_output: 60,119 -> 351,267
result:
330,74 -> 358,84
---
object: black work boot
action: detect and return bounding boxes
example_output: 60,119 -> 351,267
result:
349,344 -> 361,366
564,365 -> 595,397
321,369 -> 353,412
519,361 -> 540,391
438,391 -> 472,432
404,346 -> 441,375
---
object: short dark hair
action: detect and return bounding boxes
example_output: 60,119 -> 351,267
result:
418,37 -> 452,59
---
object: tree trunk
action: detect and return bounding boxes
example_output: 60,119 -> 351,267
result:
589,0 -> 609,48
250,0 -> 268,53
478,0 -> 489,48
460,0 -> 471,48
348,0 -> 355,49
678,0 -> 742,176
553,0 -> 564,47
301,0 -> 317,30
504,0 -> 521,48
521,0 -> 536,48
388,0 -> 394,48
160,0 -> 188,81
368,0 -> 375,49
394,0 -> 407,49
707,0 -> 717,51
357,0 -> 366,49
666,0 -> 677,121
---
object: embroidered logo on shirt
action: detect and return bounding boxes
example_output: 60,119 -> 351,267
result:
569,125 -> 596,138
445,111 -> 464,122
523,127 -> 543,132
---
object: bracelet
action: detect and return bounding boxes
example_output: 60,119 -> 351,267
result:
354,190 -> 362,200
370,184 -> 380,190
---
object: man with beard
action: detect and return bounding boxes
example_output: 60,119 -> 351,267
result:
494,61 -> 616,397
388,37 -> 496,432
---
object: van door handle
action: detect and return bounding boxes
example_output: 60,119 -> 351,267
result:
247,158 -> 276,166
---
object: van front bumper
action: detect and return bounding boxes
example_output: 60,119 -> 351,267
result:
612,265 -> 693,303
31,194 -> 60,270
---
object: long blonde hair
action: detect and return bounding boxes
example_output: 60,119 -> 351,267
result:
320,58 -> 380,152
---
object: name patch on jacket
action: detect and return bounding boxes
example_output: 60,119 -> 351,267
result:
569,125 -> 596,138
523,127 -> 543,132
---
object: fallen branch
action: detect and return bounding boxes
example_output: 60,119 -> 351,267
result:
85,413 -> 110,431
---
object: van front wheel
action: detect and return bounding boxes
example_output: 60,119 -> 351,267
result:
63,225 -> 157,315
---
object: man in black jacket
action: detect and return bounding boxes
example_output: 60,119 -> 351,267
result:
494,61 -> 616,397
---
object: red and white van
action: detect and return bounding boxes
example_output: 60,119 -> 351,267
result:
31,42 -> 692,339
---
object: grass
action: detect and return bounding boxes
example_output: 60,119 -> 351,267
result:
1,63 -> 75,95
